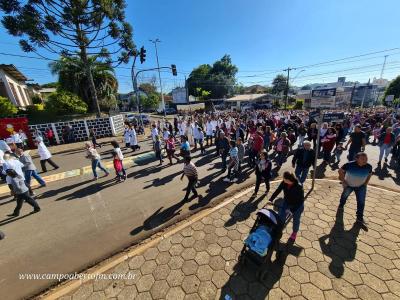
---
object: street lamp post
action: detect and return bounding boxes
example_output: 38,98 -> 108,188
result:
150,38 -> 166,117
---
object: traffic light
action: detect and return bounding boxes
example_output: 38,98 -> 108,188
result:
139,46 -> 146,64
171,64 -> 177,76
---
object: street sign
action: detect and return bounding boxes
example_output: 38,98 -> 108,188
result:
322,112 -> 345,122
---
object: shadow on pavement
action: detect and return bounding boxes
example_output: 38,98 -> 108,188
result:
55,178 -> 117,201
319,209 -> 362,278
35,179 -> 94,199
224,194 -> 266,227
143,171 -> 182,189
130,200 -> 185,236
0,212 -> 36,226
219,238 -> 302,299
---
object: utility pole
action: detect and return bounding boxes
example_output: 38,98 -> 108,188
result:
283,67 -> 293,110
360,78 -> 370,109
349,83 -> 356,109
150,38 -> 166,117
380,55 -> 388,79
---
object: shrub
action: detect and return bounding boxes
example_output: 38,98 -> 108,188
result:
46,91 -> 88,115
0,96 -> 18,117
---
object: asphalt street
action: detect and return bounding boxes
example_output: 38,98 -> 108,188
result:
0,140 -> 399,299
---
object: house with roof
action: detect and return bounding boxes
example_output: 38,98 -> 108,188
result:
0,64 -> 32,107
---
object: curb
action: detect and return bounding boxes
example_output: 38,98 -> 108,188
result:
0,150 -> 154,196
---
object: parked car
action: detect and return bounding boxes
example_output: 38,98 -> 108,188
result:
157,108 -> 177,115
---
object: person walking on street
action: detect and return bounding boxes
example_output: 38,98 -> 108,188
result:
292,141 -> 315,185
224,140 -> 239,183
338,152 -> 372,225
90,129 -> 102,148
378,127 -> 395,164
85,142 -> 109,180
181,156 -> 199,202
166,134 -> 179,165
321,127 -> 337,164
218,132 -> 230,172
236,137 -> 245,173
15,147 -> 46,195
36,136 -> 59,173
253,149 -> 272,196
112,151 -> 125,182
6,169 -> 41,217
180,135 -> 191,158
154,135 -> 163,165
274,132 -> 290,167
129,125 -> 140,151
345,125 -> 366,161
269,171 -> 305,241
111,141 -> 126,180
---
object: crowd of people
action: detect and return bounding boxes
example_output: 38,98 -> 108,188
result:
1,107 -> 400,239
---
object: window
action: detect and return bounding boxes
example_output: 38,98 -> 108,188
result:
17,85 -> 27,106
9,82 -> 20,106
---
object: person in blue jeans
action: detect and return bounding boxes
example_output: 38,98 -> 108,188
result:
292,141 -> 315,185
338,152 -> 372,225
85,142 -> 109,180
15,147 -> 46,196
269,171 -> 305,241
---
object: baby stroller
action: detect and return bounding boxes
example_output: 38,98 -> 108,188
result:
238,205 -> 293,280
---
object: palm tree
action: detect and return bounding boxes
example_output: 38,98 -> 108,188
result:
49,55 -> 118,112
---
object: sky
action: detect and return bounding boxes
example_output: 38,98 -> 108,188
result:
1,0 -> 400,93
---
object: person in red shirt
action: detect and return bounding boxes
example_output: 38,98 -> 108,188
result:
378,127 -> 395,164
249,131 -> 264,167
321,128 -> 337,164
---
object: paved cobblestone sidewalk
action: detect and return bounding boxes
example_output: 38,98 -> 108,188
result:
55,180 -> 400,300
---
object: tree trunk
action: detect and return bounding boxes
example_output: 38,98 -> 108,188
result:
82,54 -> 101,117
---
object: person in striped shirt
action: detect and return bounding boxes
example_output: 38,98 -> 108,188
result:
181,156 -> 199,202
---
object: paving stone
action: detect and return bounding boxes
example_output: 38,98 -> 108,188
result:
323,290 -> 347,300
301,283 -> 324,300
331,278 -> 358,298
135,291 -> 152,300
197,281 -> 217,300
182,275 -> 200,294
356,285 -> 384,300
170,233 -> 184,244
209,256 -> 226,271
289,266 -> 310,284
166,269 -> 185,287
136,274 -> 155,293
211,270 -> 229,288
196,264 -> 214,282
221,247 -> 237,261
149,280 -> 169,299
157,238 -> 172,252
370,253 -> 396,269
156,251 -> 171,265
298,257 -> 318,272
140,260 -> 157,275
169,244 -> 184,256
194,251 -> 210,265
206,243 -> 222,256
182,237 -> 196,248
143,248 -> 159,260
366,263 -> 393,281
386,280 -> 400,296
117,286 -> 137,300
168,256 -> 184,270
166,287 -> 185,300
104,280 -> 125,298
204,233 -> 218,244
361,273 -> 389,293
153,264 -> 170,280
128,255 -> 145,270
191,221 -> 205,231
72,284 -> 94,300
193,239 -> 208,252
192,230 -> 206,241
181,227 -> 194,237
267,288 -> 290,299
228,274 -> 248,295
279,276 -> 301,297
182,260 -> 199,275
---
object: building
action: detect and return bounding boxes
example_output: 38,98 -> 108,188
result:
347,84 -> 379,107
38,87 -> 57,100
118,91 -> 147,111
225,93 -> 280,110
0,64 -> 32,107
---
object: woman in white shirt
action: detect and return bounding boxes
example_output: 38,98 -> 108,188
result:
129,125 -> 140,151
36,136 -> 59,172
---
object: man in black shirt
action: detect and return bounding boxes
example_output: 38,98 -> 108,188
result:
292,141 -> 315,185
345,125 -> 366,161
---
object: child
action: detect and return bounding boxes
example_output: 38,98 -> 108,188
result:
111,141 -> 126,180
112,151 -> 124,182
154,135 -> 163,165
6,169 -> 41,217
236,138 -> 245,173
198,128 -> 205,155
334,142 -> 344,163
90,129 -> 102,148
224,141 -> 239,183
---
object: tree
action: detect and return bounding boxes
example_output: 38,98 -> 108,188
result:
46,91 -> 88,115
195,88 -> 211,101
140,93 -> 160,110
49,55 -> 118,111
0,0 -> 135,116
139,82 -> 157,95
0,96 -> 18,117
41,82 -> 58,89
384,75 -> 400,100
187,55 -> 238,99
271,74 -> 288,95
